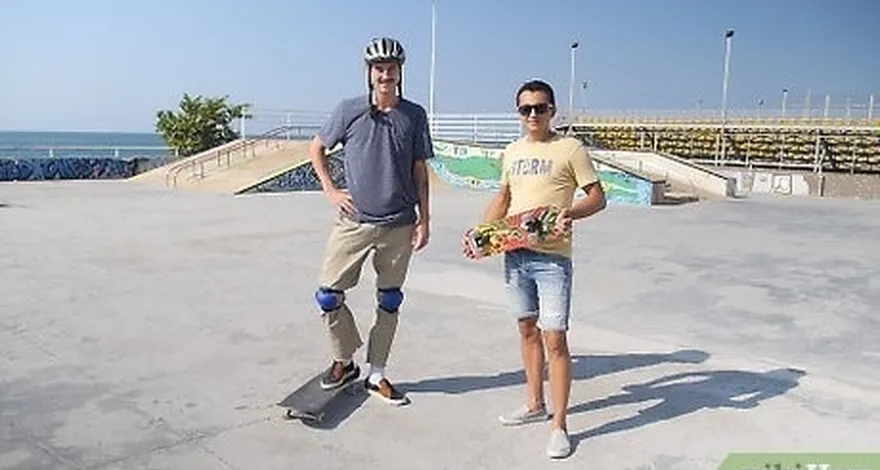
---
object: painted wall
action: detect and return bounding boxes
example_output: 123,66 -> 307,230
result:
0,157 -> 175,182
721,168 -> 880,199
429,141 -> 657,205
723,170 -> 811,196
2,157 -> 133,181
238,141 -> 657,205
242,152 -> 346,193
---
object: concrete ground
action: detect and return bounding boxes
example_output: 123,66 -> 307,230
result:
1,180 -> 878,470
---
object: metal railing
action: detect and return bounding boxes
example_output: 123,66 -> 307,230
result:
254,110 -> 526,145
0,145 -> 173,159
429,113 -> 523,144
164,124 -> 319,187
560,106 -> 878,128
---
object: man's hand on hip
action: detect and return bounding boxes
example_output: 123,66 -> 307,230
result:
326,188 -> 356,217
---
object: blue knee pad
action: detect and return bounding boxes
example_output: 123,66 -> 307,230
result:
315,287 -> 344,313
377,288 -> 404,313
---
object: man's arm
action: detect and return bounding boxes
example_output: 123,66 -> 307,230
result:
309,101 -> 347,195
567,143 -> 606,220
310,101 -> 357,215
569,181 -> 606,219
482,150 -> 511,222
308,135 -> 337,194
412,108 -> 435,225
413,159 -> 430,224
482,184 -> 511,222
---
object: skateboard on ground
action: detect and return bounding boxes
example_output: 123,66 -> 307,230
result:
462,205 -> 567,260
278,370 -> 361,423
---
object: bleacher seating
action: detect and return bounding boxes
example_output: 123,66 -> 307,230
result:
569,116 -> 880,173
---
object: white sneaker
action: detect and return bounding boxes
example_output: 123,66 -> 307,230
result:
498,404 -> 550,426
546,428 -> 571,459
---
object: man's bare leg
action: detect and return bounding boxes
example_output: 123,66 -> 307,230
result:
543,330 -> 571,431
519,317 -> 546,410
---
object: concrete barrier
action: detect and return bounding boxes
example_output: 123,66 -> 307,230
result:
593,150 -> 736,199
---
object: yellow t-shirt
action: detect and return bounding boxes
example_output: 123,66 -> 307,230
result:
500,132 -> 600,258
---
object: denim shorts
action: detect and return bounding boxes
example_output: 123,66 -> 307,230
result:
503,248 -> 573,331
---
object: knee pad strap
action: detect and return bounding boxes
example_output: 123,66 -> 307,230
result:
377,287 -> 404,313
315,287 -> 344,312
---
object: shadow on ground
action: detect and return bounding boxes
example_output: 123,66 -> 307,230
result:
398,349 -> 712,395
398,348 -> 806,458
569,367 -> 807,446
279,385 -> 371,431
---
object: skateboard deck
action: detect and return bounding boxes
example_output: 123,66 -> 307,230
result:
278,370 -> 361,423
462,205 -> 567,260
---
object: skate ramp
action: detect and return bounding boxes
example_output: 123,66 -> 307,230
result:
241,144 -> 444,194
130,124 -> 322,195
129,138 -> 247,185
239,140 -> 666,206
593,150 -> 737,200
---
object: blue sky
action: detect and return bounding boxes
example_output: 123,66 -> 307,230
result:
1,0 -> 877,132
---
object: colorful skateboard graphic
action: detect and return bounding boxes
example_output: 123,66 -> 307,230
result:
462,205 -> 567,259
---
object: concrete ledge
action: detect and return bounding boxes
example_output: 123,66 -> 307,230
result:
594,150 -> 736,199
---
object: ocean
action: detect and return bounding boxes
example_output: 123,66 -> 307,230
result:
0,130 -> 172,160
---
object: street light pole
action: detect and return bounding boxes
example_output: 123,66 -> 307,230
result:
429,0 -> 437,134
581,80 -> 588,113
721,29 -> 734,123
569,41 -> 579,120
720,29 -> 734,164
782,88 -> 788,119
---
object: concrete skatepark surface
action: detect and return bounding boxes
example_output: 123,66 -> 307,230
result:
1,180 -> 879,469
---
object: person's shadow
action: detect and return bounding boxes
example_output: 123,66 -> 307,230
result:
569,367 -> 806,445
397,349 -> 711,395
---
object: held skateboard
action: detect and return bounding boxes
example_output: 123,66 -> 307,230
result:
278,370 -> 361,423
462,205 -> 567,260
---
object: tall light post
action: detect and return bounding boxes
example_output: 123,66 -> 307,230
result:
569,41 -> 579,120
429,0 -> 437,134
580,80 -> 588,113
719,29 -> 734,164
721,29 -> 734,123
781,88 -> 788,119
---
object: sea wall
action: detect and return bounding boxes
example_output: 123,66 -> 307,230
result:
0,157 -> 174,181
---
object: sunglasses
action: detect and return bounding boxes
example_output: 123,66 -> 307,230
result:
517,103 -> 552,116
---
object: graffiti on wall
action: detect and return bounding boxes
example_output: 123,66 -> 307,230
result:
724,170 -> 809,196
242,152 -> 347,193
429,141 -> 655,205
592,161 -> 655,206
428,141 -> 503,190
0,157 -> 140,181
241,140 -> 656,205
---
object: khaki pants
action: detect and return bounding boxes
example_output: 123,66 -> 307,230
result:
318,212 -> 415,368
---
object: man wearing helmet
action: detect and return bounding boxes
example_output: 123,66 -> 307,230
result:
307,36 -> 433,406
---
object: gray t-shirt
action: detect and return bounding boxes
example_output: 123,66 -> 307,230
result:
317,95 -> 434,227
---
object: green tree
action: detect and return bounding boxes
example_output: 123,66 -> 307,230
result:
155,93 -> 252,157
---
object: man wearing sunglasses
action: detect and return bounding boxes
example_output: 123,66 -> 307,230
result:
466,79 -> 606,458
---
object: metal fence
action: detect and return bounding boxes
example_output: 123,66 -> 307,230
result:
245,110 -> 525,145
5,102 -> 875,161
